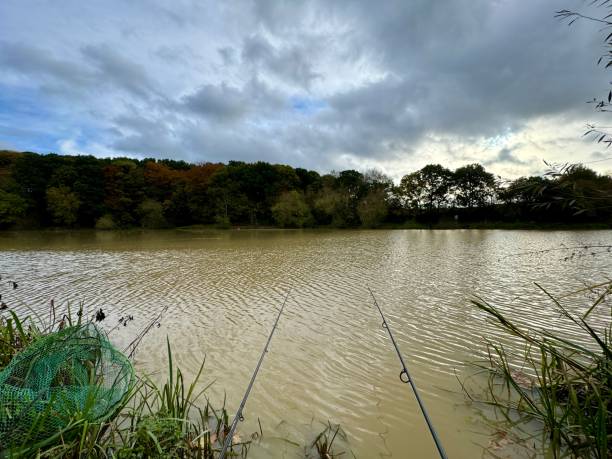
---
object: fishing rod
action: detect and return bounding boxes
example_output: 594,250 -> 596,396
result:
367,287 -> 448,459
219,288 -> 291,459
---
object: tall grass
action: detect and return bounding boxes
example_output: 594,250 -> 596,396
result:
0,294 -> 354,458
468,281 -> 611,458
0,306 -> 251,458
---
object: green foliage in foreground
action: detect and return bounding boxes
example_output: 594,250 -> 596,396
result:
0,305 -> 351,459
469,281 -> 611,458
0,312 -> 247,459
0,324 -> 133,450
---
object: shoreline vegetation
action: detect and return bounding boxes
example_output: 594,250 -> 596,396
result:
0,302 -> 243,458
466,279 -> 611,458
0,300 -> 351,458
4,221 -> 612,233
1,150 -> 611,232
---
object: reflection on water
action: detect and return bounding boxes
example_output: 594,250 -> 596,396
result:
0,229 -> 610,458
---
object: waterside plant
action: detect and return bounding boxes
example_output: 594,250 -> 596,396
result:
467,281 -> 611,458
0,303 -> 250,458
0,299 -> 352,459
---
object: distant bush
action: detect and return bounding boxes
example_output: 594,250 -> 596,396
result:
0,190 -> 27,228
272,191 -> 312,227
138,199 -> 168,229
357,189 -> 388,228
95,214 -> 117,230
214,214 -> 231,229
46,186 -> 81,227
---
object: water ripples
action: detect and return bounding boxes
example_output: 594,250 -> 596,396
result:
0,229 -> 610,458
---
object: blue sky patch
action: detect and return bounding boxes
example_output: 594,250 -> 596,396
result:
290,97 -> 327,115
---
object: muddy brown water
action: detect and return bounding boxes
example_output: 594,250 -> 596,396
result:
1,229 -> 610,458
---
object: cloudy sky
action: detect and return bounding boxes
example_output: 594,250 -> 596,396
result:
1,0 -> 611,180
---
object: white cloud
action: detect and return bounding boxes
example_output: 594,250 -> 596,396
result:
0,0 -> 610,178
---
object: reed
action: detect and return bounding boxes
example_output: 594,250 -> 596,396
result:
305,422 -> 351,459
468,281 -> 611,458
0,304 -> 250,458
0,294 -> 348,458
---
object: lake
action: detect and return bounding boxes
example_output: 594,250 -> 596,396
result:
0,229 -> 610,458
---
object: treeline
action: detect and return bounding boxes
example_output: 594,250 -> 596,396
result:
0,150 -> 610,229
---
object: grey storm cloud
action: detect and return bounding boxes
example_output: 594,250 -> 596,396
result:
183,84 -> 248,121
483,146 -> 528,166
217,47 -> 237,67
241,33 -> 321,89
0,41 -> 159,102
81,44 -> 160,100
0,0 -> 609,176
0,41 -> 94,89
181,78 -> 286,122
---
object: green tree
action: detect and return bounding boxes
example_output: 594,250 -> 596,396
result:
453,164 -> 496,208
0,190 -> 27,227
398,172 -> 422,212
364,169 -> 393,191
543,165 -> 612,218
11,152 -> 63,225
46,186 -> 81,226
271,191 -> 312,227
138,199 -> 168,228
185,163 -> 223,223
316,169 -> 365,227
336,170 -> 365,200
295,167 -> 321,193
207,165 -> 251,224
498,176 -> 547,205
103,159 -> 145,227
399,164 -> 453,213
71,155 -> 106,226
357,189 -> 388,227
313,187 -> 352,227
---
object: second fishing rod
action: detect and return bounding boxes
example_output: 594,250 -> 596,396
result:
368,287 -> 448,459
219,288 -> 291,459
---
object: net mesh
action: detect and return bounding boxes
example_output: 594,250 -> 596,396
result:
0,324 -> 133,447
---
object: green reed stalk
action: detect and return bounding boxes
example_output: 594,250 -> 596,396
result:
469,281 -> 611,458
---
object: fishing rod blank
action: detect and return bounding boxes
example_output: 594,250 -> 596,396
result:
368,287 -> 448,459
219,289 -> 291,459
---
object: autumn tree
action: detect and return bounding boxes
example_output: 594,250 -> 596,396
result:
185,163 -> 223,222
103,159 -> 145,227
143,161 -> 180,201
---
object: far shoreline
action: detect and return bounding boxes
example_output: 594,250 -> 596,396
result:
2,221 -> 611,233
